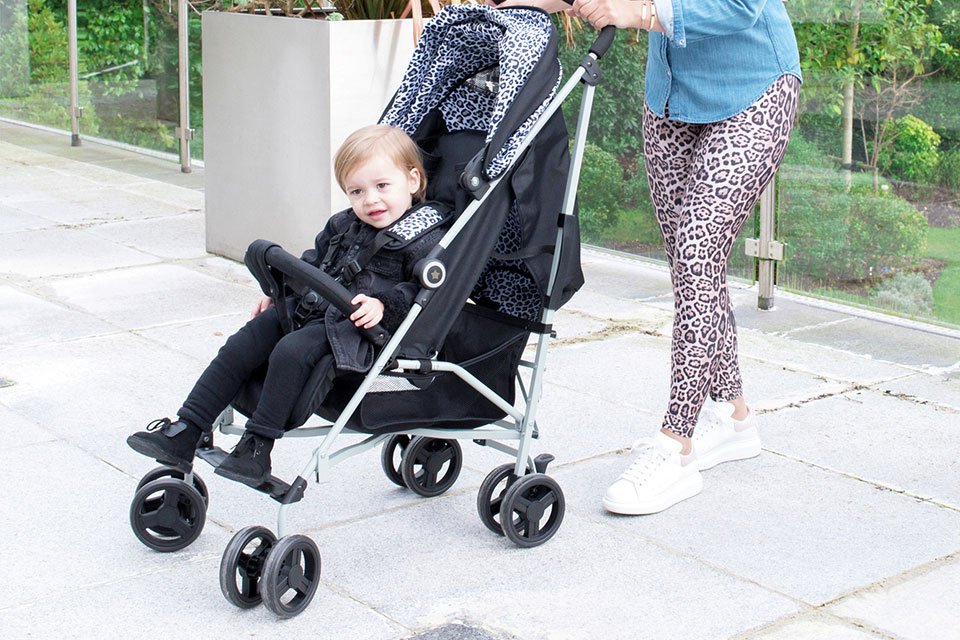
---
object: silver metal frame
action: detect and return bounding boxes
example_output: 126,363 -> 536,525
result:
213,55 -> 603,538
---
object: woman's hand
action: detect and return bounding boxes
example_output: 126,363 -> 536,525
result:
251,296 -> 273,318
571,0 -> 638,29
350,294 -> 385,329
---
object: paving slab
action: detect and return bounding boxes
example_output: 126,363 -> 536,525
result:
134,312 -> 250,362
557,451 -> 960,605
1,402 -> 59,450
0,333 -> 207,439
735,297 -> 854,334
315,483 -> 799,640
877,370 -> 960,411
786,317 -> 960,369
827,555 -> 960,640
581,250 -> 674,300
760,390 -> 960,508
0,202 -> 57,233
736,328 -> 913,386
0,285 -> 116,347
46,263 -> 255,330
0,227 -> 159,278
0,556 -> 407,639
741,615 -> 885,639
86,212 -> 208,260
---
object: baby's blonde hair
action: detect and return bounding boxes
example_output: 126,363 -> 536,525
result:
334,125 -> 427,202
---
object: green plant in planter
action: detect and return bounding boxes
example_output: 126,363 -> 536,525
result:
216,0 -> 437,19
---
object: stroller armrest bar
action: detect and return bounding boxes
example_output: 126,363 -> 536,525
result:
245,240 -> 389,347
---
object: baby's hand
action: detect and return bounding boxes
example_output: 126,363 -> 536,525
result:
251,296 -> 273,318
349,294 -> 385,329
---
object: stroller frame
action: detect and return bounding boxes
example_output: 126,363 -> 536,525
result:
128,7 -> 616,619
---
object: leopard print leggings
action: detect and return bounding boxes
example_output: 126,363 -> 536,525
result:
643,74 -> 800,438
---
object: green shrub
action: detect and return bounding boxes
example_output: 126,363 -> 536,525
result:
779,184 -> 927,281
870,272 -> 933,317
878,115 -> 942,184
28,0 -> 70,84
783,130 -> 834,169
940,148 -> 960,192
557,24 -> 647,164
576,142 -> 623,238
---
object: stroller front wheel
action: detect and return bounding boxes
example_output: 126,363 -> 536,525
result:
129,477 -> 206,552
136,466 -> 209,506
477,463 -> 519,536
219,525 -> 278,609
260,534 -> 322,619
498,473 -> 565,548
400,436 -> 463,497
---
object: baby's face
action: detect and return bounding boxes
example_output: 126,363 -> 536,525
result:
343,156 -> 419,229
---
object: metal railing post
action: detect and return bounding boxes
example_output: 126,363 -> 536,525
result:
176,0 -> 193,172
745,179 -> 784,310
67,0 -> 81,146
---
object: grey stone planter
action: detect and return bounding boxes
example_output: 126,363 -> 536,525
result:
202,12 -> 415,260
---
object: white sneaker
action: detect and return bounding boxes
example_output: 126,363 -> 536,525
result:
693,402 -> 761,471
603,432 -> 703,515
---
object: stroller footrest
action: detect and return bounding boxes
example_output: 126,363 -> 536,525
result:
195,446 -> 305,504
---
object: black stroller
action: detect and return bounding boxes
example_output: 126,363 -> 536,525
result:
127,4 -> 616,619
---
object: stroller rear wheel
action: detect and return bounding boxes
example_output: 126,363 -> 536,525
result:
260,534 -> 322,619
400,436 -> 463,497
219,525 -> 278,609
379,434 -> 412,487
498,473 -> 565,548
136,466 -> 209,506
477,463 -> 519,535
129,477 -> 206,552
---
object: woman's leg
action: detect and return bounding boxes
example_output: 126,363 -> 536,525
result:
661,75 -> 800,440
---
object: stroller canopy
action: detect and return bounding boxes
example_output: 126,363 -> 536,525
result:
382,5 -> 561,179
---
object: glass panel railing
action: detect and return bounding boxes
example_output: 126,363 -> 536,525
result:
0,0 -> 79,131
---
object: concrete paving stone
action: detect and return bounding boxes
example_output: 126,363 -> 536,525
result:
1,189 -> 113,226
0,285 -> 116,346
0,203 -> 58,233
112,178 -> 204,210
46,263 -> 256,330
734,298 -> 853,335
0,227 -> 159,278
0,171 -> 104,205
550,309 -> 613,342
0,332 -> 207,438
580,250 -> 674,301
785,317 -> 960,369
192,256 -> 261,289
760,390 -> 960,508
407,623 -> 517,640
134,312 -> 250,362
0,555 -> 408,639
545,333 -> 848,418
315,482 -> 799,640
0,439 -> 231,610
557,452 -> 960,605
877,370 -> 960,411
47,184 -> 191,221
827,555 -> 960,640
1,402 -> 59,450
741,614 -> 885,639
45,158 -> 162,187
736,328 -> 913,386
560,288 -> 671,324
87,212 -> 208,260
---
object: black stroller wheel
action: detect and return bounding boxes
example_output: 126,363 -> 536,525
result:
136,466 -> 209,505
498,473 -> 565,548
219,526 -> 278,609
260,534 -> 322,619
477,463 -> 519,536
379,434 -> 411,487
400,437 -> 463,497
129,478 -> 206,552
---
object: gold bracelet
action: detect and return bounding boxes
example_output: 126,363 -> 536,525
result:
647,0 -> 657,31
639,0 -> 649,28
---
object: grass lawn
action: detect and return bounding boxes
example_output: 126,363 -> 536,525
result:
925,226 -> 960,325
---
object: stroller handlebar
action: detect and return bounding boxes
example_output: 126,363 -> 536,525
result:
245,240 -> 390,347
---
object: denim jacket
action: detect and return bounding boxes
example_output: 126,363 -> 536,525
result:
647,0 -> 802,123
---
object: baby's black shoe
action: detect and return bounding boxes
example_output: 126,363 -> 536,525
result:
127,418 -> 203,468
215,432 -> 274,487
